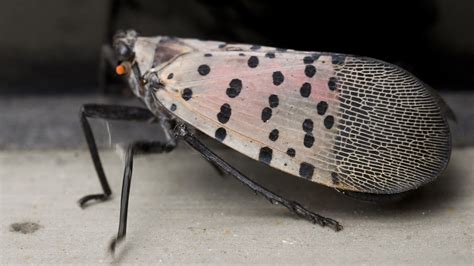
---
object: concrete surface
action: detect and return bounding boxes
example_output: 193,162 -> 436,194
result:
0,146 -> 473,264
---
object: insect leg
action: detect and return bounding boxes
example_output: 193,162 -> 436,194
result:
207,158 -> 227,177
109,140 -> 173,254
175,125 -> 343,232
78,104 -> 172,208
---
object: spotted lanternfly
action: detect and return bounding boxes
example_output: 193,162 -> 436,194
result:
79,30 -> 453,253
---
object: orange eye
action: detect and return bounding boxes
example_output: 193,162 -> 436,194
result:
115,64 -> 128,75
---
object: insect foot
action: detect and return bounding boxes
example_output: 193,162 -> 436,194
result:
78,194 -> 111,209
288,201 -> 343,231
109,235 -> 125,256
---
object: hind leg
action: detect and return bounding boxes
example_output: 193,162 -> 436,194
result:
175,124 -> 342,232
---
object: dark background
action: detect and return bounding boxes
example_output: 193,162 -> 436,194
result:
0,0 -> 473,93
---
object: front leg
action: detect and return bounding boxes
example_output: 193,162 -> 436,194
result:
109,141 -> 174,253
78,104 -> 174,207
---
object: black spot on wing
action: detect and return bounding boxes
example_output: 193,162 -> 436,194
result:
182,88 -> 193,101
261,107 -> 272,122
272,71 -> 284,86
259,147 -> 273,165
317,101 -> 328,115
300,82 -> 311,97
226,79 -> 242,98
250,45 -> 261,50
198,64 -> 210,76
167,73 -> 174,79
286,148 -> 296,157
217,103 -> 232,124
248,56 -> 259,68
170,104 -> 177,112
265,52 -> 275,59
303,56 -> 314,64
331,54 -> 346,65
304,134 -> 315,148
299,162 -> 315,179
324,115 -> 334,129
269,129 -> 279,141
204,53 -> 212,57
305,65 -> 316,78
328,77 -> 338,91
215,127 -> 227,142
269,94 -> 279,108
302,119 -> 314,133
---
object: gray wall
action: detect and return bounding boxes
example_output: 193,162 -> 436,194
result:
0,0 -> 109,91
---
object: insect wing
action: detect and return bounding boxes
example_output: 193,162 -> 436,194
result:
154,39 -> 451,194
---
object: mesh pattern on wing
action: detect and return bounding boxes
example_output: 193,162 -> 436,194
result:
333,57 -> 451,193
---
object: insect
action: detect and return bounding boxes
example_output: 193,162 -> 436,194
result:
79,30 -> 452,253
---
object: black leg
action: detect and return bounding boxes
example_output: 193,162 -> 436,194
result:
208,159 -> 227,177
78,104 -> 167,208
109,141 -> 173,253
175,125 -> 343,232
